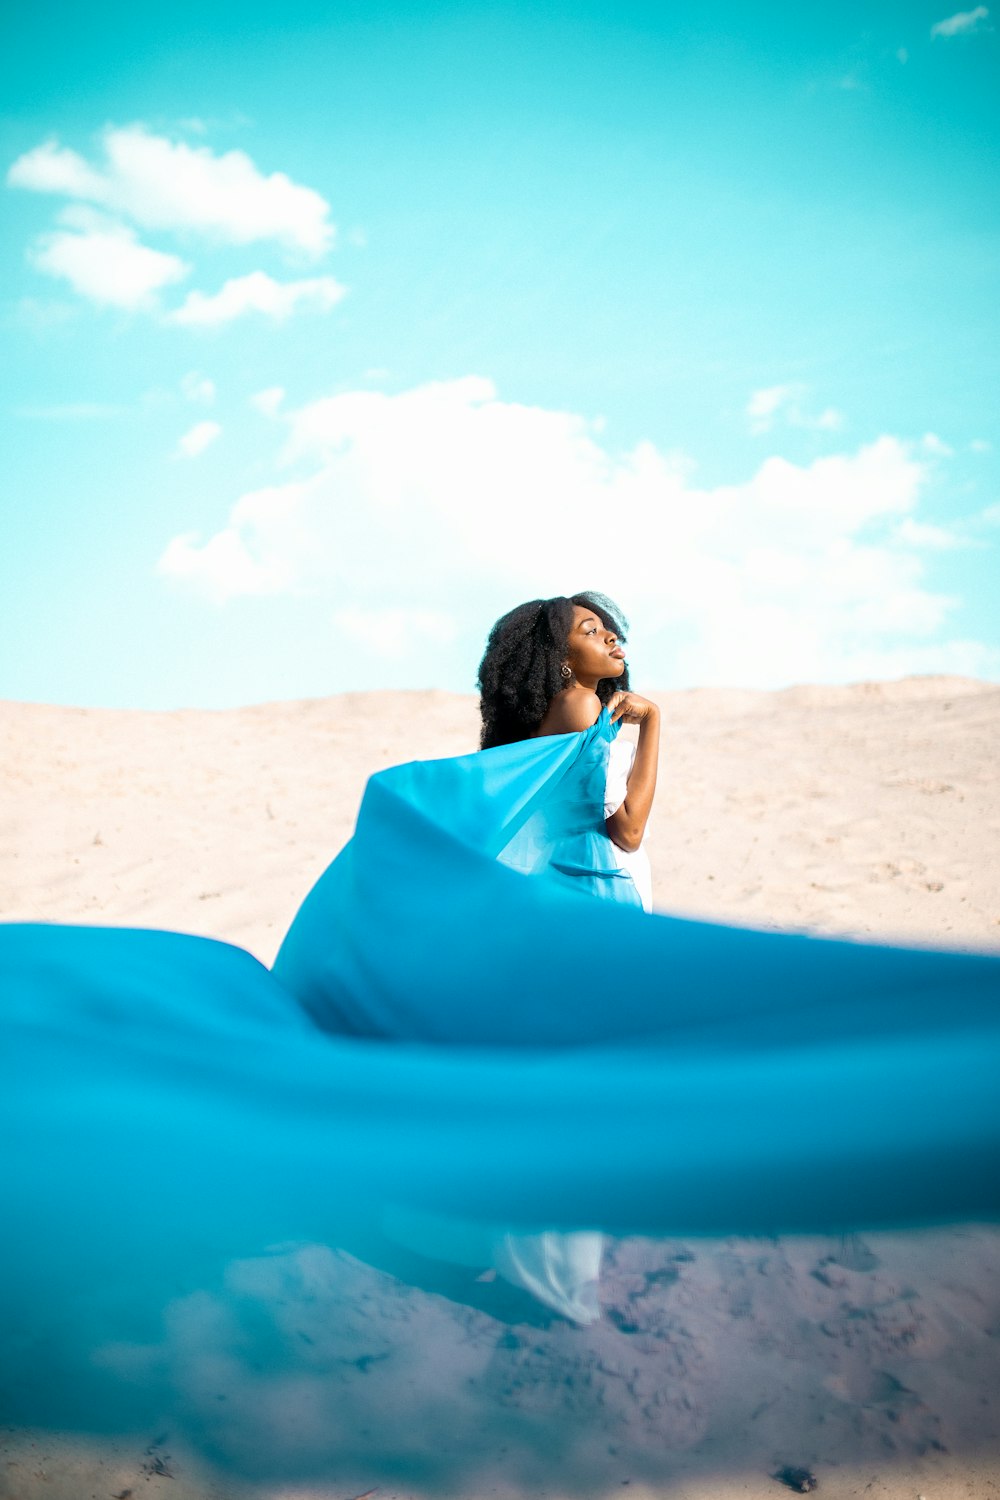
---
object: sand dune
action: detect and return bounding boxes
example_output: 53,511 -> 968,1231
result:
1,676 -> 999,1500
3,676 -> 997,960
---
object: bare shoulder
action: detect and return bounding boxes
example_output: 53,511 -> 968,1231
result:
537,688 -> 603,736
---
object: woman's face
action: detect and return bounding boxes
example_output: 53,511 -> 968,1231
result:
564,604 -> 626,687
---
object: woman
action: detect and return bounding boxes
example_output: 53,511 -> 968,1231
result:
478,591 -> 659,912
471,592 -> 661,1320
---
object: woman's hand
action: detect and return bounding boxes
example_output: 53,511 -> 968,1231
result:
606,691 -> 659,726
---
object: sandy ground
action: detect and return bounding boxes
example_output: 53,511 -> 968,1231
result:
1,676 -> 999,1500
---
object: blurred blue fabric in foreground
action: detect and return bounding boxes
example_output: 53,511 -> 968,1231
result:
1,709 -> 999,1477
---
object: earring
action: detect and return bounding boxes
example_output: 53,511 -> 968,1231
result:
560,663 -> 572,679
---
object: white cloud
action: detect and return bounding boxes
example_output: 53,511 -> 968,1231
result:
166,271 -> 345,327
11,296 -> 79,330
981,502 -> 1000,526
156,377 -> 989,686
8,125 -> 333,255
805,637 -> 999,680
28,211 -> 188,309
746,384 -> 801,433
180,370 -> 216,404
930,5 -> 989,36
970,438 -> 992,453
176,419 -> 222,458
920,431 -> 954,456
7,139 -> 107,199
157,503 -> 298,604
177,112 -> 254,136
894,517 -> 963,549
331,606 -> 459,660
16,401 -> 123,420
897,46 -> 910,62
746,383 -> 843,435
250,386 -> 285,417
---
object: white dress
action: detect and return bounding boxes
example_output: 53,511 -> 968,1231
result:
604,734 -> 653,912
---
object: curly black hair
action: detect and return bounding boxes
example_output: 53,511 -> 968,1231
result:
477,591 -> 630,749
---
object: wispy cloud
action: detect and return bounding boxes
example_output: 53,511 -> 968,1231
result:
8,125 -> 333,255
330,606 -> 459,660
176,113 -> 253,136
893,517 -> 964,550
746,383 -> 844,436
180,371 -> 216,404
9,297 -> 79,331
158,377 -> 993,685
930,5 -> 990,37
176,419 -> 222,458
166,271 -> 345,327
250,386 -> 285,416
746,383 -> 800,432
15,401 -> 124,420
158,496 -> 299,603
28,209 -> 188,309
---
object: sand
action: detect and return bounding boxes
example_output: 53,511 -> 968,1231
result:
3,677 -> 997,963
1,676 -> 999,1500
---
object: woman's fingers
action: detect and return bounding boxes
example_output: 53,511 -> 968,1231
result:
609,692 -> 654,725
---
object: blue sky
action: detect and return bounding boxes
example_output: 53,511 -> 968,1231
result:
2,0 -> 998,708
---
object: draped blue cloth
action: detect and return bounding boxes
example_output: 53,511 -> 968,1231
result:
2,707 -> 999,1469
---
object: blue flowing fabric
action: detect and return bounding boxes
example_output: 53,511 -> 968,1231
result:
2,708 -> 999,1476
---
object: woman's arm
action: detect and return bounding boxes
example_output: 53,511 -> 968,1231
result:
605,694 -> 660,854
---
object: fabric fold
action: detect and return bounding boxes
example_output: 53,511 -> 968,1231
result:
2,706 -> 1000,1431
